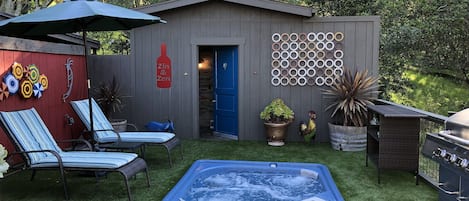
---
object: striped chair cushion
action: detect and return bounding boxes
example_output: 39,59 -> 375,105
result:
0,108 -> 61,165
71,98 -> 175,143
0,108 -> 139,169
31,152 -> 137,169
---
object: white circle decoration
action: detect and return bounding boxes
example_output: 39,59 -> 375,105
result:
272,33 -> 281,42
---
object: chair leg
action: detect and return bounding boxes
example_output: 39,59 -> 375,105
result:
30,169 -> 36,181
123,176 -> 132,201
58,167 -> 69,200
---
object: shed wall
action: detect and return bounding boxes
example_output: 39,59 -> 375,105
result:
89,1 -> 380,142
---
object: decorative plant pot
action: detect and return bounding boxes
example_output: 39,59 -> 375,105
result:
328,123 -> 367,151
264,122 -> 291,146
111,119 -> 127,132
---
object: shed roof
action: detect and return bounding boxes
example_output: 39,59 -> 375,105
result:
137,0 -> 315,17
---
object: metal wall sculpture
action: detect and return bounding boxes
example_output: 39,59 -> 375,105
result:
271,32 -> 344,87
1,62 -> 49,101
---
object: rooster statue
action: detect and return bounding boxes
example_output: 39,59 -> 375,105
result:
299,110 -> 316,144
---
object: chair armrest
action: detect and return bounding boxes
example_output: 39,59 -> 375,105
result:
126,123 -> 138,131
57,139 -> 92,151
94,129 -> 123,142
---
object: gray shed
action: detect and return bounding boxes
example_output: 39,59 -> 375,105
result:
89,0 -> 380,143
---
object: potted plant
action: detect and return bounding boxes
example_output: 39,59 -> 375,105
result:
94,76 -> 129,132
322,68 -> 379,151
260,98 -> 295,146
0,144 -> 9,178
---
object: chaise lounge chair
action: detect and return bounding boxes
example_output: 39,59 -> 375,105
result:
0,108 -> 150,201
70,98 -> 182,167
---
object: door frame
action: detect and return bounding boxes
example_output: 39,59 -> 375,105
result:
191,37 -> 245,139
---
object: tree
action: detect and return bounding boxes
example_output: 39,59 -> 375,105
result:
0,0 -> 61,16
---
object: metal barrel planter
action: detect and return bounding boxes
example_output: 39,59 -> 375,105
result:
328,123 -> 367,151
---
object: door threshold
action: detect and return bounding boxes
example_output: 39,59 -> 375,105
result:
213,131 -> 238,140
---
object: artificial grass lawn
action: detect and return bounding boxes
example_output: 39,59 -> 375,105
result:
0,139 -> 437,201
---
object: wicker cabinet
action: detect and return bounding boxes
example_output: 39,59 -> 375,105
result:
366,105 -> 426,184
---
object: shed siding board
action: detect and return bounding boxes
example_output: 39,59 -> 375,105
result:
90,1 -> 379,142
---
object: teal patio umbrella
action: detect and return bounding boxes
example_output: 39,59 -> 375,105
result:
0,0 -> 165,138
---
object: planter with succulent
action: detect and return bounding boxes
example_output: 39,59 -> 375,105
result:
94,76 -> 129,132
322,68 -> 379,151
260,98 -> 295,146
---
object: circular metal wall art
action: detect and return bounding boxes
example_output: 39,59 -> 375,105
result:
289,77 -> 298,85
307,51 -> 316,59
324,67 -> 334,76
299,33 -> 307,41
12,62 -> 23,80
280,51 -> 290,60
271,68 -> 281,77
325,59 -> 334,68
289,33 -> 299,41
298,42 -> 308,51
297,67 -> 307,77
290,51 -> 299,60
280,60 -> 289,68
290,60 -> 298,68
308,42 -> 316,51
316,59 -> 325,68
271,76 -> 281,86
333,59 -> 343,68
0,82 -> 9,101
325,76 -> 334,86
325,41 -> 335,51
272,33 -> 281,42
33,83 -> 44,98
4,73 -> 19,94
316,50 -> 325,59
299,51 -> 307,60
281,33 -> 289,41
325,32 -> 335,41
307,32 -> 316,41
298,60 -> 307,68
281,42 -> 289,50
307,68 -> 316,77
288,68 -> 298,77
334,32 -> 344,41
20,79 -> 33,98
307,59 -> 316,68
289,42 -> 299,51
316,32 -> 325,41
334,67 -> 344,76
272,51 -> 281,60
272,60 -> 280,68
315,76 -> 325,86
334,50 -> 344,58
28,65 -> 40,83
316,41 -> 325,51
272,43 -> 281,51
298,76 -> 307,86
280,77 -> 289,86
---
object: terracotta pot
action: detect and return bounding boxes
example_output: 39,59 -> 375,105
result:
264,122 -> 291,146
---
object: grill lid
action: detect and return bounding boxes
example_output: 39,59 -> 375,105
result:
440,108 -> 469,145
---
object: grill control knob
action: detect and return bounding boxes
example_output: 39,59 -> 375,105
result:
439,149 -> 447,158
460,159 -> 469,168
449,154 -> 458,163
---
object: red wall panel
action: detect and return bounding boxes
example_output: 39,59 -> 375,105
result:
0,50 -> 88,154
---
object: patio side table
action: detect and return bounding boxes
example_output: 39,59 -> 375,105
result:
366,104 -> 426,184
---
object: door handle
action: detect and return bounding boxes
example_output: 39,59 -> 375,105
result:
212,100 -> 216,103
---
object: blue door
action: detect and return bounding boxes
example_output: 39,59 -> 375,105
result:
214,46 -> 238,138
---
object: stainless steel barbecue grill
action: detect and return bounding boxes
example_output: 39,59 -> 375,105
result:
422,108 -> 469,201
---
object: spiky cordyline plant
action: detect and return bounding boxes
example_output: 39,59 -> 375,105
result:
322,68 -> 379,127
95,76 -> 127,119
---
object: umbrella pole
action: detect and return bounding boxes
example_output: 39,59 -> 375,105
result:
83,31 -> 94,144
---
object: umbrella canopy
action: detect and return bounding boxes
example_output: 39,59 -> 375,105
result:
0,0 -> 165,36
0,0 -> 165,148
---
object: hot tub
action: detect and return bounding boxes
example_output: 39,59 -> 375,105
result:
163,160 -> 344,201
